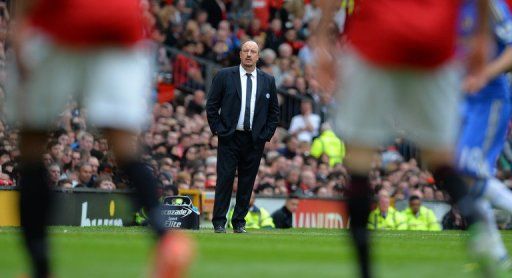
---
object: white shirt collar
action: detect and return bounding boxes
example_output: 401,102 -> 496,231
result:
240,65 -> 256,78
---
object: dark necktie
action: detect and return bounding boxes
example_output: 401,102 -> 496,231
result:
244,72 -> 252,131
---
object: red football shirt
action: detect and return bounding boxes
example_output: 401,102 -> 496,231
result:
253,0 -> 271,30
346,0 -> 461,68
28,0 -> 145,47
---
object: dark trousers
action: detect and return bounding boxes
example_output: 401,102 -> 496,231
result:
212,131 -> 265,228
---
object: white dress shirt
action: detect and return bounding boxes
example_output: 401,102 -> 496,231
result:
237,65 -> 257,130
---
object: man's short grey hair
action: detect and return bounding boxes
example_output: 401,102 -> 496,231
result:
266,151 -> 280,162
240,40 -> 260,53
79,131 -> 93,140
260,48 -> 276,61
278,43 -> 292,55
48,163 -> 61,170
206,156 -> 217,166
77,162 -> 92,170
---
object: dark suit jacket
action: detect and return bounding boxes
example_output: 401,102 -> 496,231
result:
206,66 -> 280,143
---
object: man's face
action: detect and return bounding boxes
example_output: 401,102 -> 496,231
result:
71,152 -> 81,166
410,199 -> 421,214
58,134 -> 69,146
240,42 -> 259,69
287,170 -> 300,184
61,149 -> 72,164
301,101 -> 312,115
79,165 -> 93,184
89,157 -> 99,174
271,19 -> 281,32
0,153 -> 9,164
194,90 -> 205,103
193,178 -> 205,189
167,132 -> 179,146
301,172 -> 316,188
81,135 -> 94,152
423,187 -> 435,200
43,153 -> 53,166
287,137 -> 298,151
286,199 -> 299,213
144,132 -> 154,146
49,166 -> 61,182
99,180 -> 115,190
99,139 -> 108,152
379,194 -> 390,212
51,144 -> 63,160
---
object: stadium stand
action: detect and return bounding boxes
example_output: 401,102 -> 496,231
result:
1,1 -> 512,230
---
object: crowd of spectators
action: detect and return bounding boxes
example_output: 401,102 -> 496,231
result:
1,0 -> 512,213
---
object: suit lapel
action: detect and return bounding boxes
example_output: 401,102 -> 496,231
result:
232,67 -> 242,99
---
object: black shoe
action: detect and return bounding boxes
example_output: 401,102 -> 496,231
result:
233,226 -> 247,233
214,225 -> 226,233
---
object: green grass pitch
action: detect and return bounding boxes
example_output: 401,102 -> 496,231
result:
1,227 -> 511,278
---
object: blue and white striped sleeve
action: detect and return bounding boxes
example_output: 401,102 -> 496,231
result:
492,0 -> 512,45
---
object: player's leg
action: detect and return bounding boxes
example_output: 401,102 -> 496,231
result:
104,129 -> 195,278
18,131 -> 51,278
84,46 -> 194,277
422,150 -> 478,225
84,46 -> 166,235
473,198 -> 508,263
397,61 -> 480,224
333,49 -> 397,278
9,32 -> 82,278
481,177 -> 512,213
464,98 -> 512,214
458,97 -> 512,271
103,129 -> 166,235
402,62 -> 502,276
343,146 -> 375,278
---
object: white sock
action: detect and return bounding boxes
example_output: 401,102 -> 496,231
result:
483,178 -> 512,214
474,198 -> 508,261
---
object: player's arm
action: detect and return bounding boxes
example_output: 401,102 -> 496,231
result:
484,46 -> 512,79
464,0 -> 492,92
12,0 -> 37,81
483,0 -> 512,79
465,47 -> 512,93
314,0 -> 339,93
466,0 -> 512,93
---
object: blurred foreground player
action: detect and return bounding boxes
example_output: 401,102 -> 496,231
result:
316,0 -> 490,277
9,0 -> 193,277
457,0 -> 512,273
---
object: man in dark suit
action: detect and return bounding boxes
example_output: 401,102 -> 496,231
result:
207,40 -> 279,233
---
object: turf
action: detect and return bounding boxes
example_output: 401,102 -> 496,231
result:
0,227 -> 510,278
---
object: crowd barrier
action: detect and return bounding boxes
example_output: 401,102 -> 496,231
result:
0,188 -> 460,229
